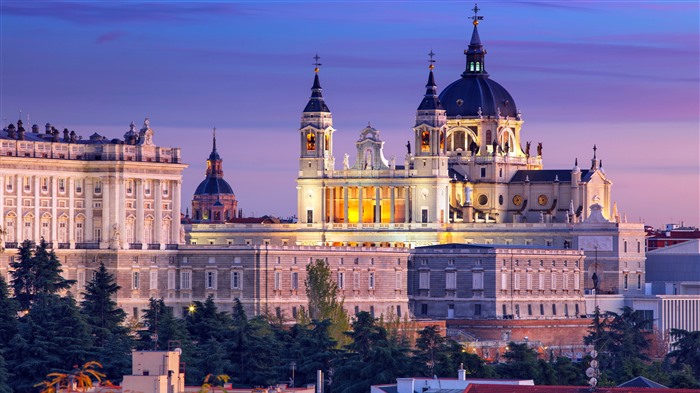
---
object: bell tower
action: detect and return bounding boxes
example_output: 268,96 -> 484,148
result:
413,51 -> 448,178
299,55 -> 335,178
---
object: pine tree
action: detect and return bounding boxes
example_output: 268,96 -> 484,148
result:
0,276 -> 18,350
5,294 -> 93,393
0,351 -> 10,393
10,239 -> 75,310
80,263 -> 132,382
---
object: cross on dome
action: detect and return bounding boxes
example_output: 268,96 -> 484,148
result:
470,3 -> 483,26
428,50 -> 436,70
313,53 -> 322,73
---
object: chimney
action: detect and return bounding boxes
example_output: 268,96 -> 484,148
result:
457,363 -> 466,381
397,378 -> 415,393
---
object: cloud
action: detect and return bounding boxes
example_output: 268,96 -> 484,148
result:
2,1 -> 251,25
96,30 -> 127,44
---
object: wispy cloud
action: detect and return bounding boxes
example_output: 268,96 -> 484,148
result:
96,30 -> 127,44
2,1 -> 251,25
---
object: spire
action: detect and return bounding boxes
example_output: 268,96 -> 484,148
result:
418,50 -> 443,111
303,54 -> 330,113
209,127 -> 220,161
591,145 -> 600,170
462,4 -> 488,77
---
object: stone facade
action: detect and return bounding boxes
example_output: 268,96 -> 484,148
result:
410,244 -> 586,320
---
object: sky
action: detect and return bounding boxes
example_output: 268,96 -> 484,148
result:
1,0 -> 698,228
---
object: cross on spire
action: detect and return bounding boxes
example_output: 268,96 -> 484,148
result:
313,53 -> 322,73
470,3 -> 483,26
428,50 -> 436,70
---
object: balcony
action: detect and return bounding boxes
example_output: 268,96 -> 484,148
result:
129,243 -> 143,250
165,244 -> 178,250
3,242 -> 18,249
75,242 -> 99,249
147,243 -> 160,250
57,243 -> 70,249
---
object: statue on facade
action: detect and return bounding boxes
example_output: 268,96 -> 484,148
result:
464,186 -> 473,205
406,140 -> 411,155
343,153 -> 350,170
525,141 -> 531,157
180,225 -> 186,244
389,155 -> 396,170
537,142 -> 543,157
110,223 -> 122,249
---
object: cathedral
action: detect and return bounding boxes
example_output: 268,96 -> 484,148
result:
1,7 -> 646,324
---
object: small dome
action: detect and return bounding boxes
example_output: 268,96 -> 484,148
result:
194,177 -> 234,196
438,76 -> 518,118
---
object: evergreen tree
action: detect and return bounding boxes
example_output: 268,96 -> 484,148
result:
304,259 -> 350,347
667,328 -> 700,379
412,325 -> 451,377
10,239 -> 75,310
0,276 -> 18,350
184,296 -> 234,385
5,294 -> 93,393
80,263 -> 132,382
137,298 -> 189,351
0,351 -> 10,393
283,319 -> 338,387
334,312 -> 411,393
495,342 -> 542,382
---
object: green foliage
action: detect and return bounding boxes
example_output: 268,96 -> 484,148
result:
667,328 -> 700,379
496,342 -> 542,382
80,263 -> 133,382
10,239 -> 75,310
0,276 -> 18,350
334,312 -> 411,393
137,298 -> 190,351
304,259 -> 351,347
5,294 -> 93,393
282,319 -> 338,387
0,351 -> 10,393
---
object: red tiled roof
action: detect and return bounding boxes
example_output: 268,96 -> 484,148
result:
463,385 -> 700,393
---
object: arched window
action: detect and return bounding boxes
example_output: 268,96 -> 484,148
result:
475,62 -> 481,72
469,62 -> 475,72
306,131 -> 316,151
485,130 -> 492,145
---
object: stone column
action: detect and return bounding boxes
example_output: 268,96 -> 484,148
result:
85,178 -> 93,243
343,186 -> 349,224
374,186 -> 381,223
358,186 -> 363,224
118,176 -> 127,249
136,179 -> 144,248
328,186 -> 335,224
51,176 -> 58,247
33,176 -> 40,241
16,176 -> 22,242
404,186 -> 410,223
0,175 -> 4,242
68,177 -> 75,247
390,186 -> 395,224
101,177 -> 110,248
155,179 -> 163,248
173,180 -> 182,245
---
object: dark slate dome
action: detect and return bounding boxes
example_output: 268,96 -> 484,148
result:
194,177 -> 234,196
438,76 -> 518,118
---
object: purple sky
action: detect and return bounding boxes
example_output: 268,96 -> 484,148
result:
2,1 -> 698,227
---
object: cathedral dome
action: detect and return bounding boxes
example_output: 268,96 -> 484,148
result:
438,76 -> 518,118
194,177 -> 234,196
439,7 -> 519,119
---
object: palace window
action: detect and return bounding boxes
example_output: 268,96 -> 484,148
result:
206,271 -> 217,289
291,272 -> 299,290
368,272 -> 375,290
231,271 -> 241,289
446,271 -> 456,290
180,271 -> 191,290
473,271 -> 484,290
338,272 -> 345,289
419,271 -> 430,289
132,272 -> 140,290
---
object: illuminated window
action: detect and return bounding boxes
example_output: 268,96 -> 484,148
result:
306,132 -> 316,151
475,62 -> 481,71
469,62 -> 475,72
